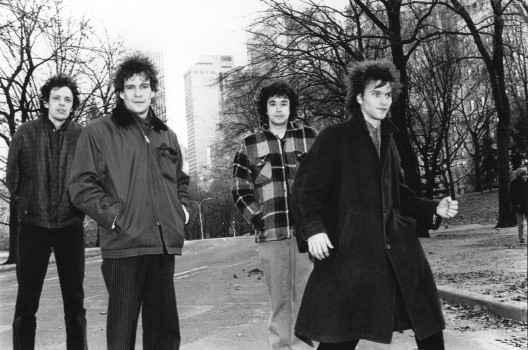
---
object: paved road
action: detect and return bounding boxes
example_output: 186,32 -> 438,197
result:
0,236 -> 524,349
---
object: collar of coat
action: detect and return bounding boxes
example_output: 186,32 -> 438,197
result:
260,121 -> 303,133
41,114 -> 72,131
350,109 -> 399,136
111,104 -> 167,131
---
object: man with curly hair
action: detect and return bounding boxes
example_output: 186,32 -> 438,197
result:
7,74 -> 87,349
232,80 -> 317,349
292,60 -> 458,349
69,53 -> 190,349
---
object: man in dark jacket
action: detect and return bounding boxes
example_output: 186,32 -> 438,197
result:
510,167 -> 528,243
232,81 -> 317,349
291,60 -> 458,350
69,54 -> 190,350
6,74 -> 86,350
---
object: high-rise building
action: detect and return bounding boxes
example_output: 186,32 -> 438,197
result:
184,55 -> 235,180
147,51 -> 167,122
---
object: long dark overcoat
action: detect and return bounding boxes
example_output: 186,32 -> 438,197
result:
291,113 -> 445,344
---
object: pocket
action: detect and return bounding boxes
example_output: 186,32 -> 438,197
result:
157,143 -> 179,183
113,197 -> 128,233
395,214 -> 417,234
20,181 -> 32,215
250,153 -> 272,185
337,209 -> 358,251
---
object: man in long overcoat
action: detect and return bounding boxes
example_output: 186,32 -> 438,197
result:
291,60 -> 458,350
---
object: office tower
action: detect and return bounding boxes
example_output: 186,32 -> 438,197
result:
147,51 -> 167,122
184,55 -> 235,180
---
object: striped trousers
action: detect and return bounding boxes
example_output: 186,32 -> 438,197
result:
101,254 -> 180,350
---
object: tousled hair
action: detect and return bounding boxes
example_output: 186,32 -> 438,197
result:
345,60 -> 402,115
39,74 -> 81,115
256,80 -> 298,126
113,53 -> 158,105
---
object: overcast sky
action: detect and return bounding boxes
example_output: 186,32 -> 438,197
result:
65,0 -> 347,146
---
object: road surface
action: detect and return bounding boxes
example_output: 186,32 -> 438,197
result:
0,235 -> 525,349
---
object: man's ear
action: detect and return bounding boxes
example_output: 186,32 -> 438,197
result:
356,94 -> 363,105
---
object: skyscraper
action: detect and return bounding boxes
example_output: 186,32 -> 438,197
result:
184,55 -> 235,180
147,51 -> 167,122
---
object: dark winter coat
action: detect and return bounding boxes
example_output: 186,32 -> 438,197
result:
509,177 -> 528,215
291,112 -> 444,344
6,116 -> 84,228
68,105 -> 190,259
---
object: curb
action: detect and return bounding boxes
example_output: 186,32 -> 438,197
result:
432,224 -> 503,235
0,248 -> 102,273
438,285 -> 527,323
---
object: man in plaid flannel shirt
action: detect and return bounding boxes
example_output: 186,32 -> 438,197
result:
232,80 -> 317,349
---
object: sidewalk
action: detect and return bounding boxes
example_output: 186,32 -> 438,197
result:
425,224 -> 527,323
0,224 -> 526,324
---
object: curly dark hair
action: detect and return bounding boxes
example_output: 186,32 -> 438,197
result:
39,74 -> 81,114
345,60 -> 402,115
113,53 -> 158,105
256,80 -> 298,125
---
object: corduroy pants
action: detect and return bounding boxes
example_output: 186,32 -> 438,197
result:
259,237 -> 315,350
101,254 -> 180,350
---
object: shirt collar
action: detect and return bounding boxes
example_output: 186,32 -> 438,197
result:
131,110 -> 152,127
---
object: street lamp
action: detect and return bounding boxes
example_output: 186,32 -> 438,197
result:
190,197 -> 211,239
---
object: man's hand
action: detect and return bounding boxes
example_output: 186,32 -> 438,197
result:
308,233 -> 334,260
436,196 -> 459,218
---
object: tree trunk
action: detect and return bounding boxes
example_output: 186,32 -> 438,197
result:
496,111 -> 513,227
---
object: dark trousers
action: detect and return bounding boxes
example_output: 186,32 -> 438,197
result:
317,331 -> 444,350
13,222 -> 87,350
101,254 -> 180,350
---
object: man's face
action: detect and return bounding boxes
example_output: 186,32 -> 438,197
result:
266,95 -> 290,129
44,86 -> 74,126
522,173 -> 528,182
119,74 -> 155,119
356,81 -> 392,125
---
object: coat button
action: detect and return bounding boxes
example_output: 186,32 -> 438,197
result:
385,243 -> 391,250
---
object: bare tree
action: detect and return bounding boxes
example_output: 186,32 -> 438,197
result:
407,34 -> 466,199
0,0 -> 125,263
443,0 -> 516,227
504,3 -> 528,166
0,0 -> 67,263
455,65 -> 497,192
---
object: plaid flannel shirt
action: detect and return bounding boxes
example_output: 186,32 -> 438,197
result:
232,122 -> 317,242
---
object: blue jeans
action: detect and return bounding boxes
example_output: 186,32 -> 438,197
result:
13,222 -> 87,350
